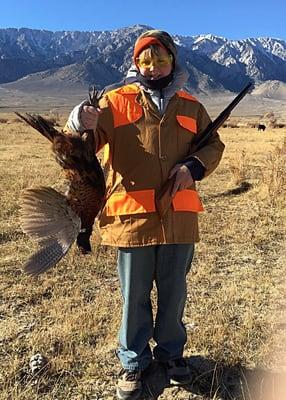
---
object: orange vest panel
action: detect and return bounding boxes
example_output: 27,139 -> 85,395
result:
176,115 -> 197,134
106,190 -> 156,216
106,189 -> 203,216
172,189 -> 204,212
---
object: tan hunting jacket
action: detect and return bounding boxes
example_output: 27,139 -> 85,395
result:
89,83 -> 225,247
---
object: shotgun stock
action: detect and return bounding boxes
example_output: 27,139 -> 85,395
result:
155,82 -> 253,218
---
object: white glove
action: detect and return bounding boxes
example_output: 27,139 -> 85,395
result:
67,100 -> 89,132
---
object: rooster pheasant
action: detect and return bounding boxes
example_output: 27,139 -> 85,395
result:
16,92 -> 106,276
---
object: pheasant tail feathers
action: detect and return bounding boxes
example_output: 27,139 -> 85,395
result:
20,187 -> 81,276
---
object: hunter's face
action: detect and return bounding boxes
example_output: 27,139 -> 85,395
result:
136,46 -> 173,80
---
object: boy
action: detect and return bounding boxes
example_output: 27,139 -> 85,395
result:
67,30 -> 225,400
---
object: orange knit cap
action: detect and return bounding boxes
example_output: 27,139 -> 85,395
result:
133,30 -> 177,68
133,37 -> 166,62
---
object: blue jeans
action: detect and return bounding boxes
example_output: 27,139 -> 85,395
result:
117,243 -> 195,371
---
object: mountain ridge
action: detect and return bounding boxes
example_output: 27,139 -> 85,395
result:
0,25 -> 285,96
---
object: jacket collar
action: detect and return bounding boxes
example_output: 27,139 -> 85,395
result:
125,63 -> 189,99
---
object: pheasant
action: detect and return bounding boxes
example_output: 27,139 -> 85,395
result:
16,90 -> 106,276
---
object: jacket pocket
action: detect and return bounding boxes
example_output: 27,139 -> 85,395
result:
176,115 -> 197,134
172,189 -> 204,212
105,190 -> 156,216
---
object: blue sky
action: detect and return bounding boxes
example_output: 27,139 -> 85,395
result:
0,0 -> 285,40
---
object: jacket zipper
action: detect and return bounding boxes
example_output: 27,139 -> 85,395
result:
159,90 -> 164,114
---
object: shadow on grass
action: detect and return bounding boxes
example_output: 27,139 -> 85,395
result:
0,230 -> 26,244
205,181 -> 253,200
141,355 -> 286,400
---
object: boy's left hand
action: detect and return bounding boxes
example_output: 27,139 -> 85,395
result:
169,164 -> 194,197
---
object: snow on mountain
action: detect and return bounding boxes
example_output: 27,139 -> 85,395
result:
0,25 -> 285,95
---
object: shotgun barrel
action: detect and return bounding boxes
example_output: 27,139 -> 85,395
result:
155,82 -> 253,218
187,82 -> 253,154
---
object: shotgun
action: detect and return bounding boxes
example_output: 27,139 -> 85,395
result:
155,82 -> 253,218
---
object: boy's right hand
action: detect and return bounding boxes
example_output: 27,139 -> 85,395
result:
81,106 -> 102,130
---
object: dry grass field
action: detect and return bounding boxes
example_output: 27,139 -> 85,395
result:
0,112 -> 285,400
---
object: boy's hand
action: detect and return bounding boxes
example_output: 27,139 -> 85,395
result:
169,164 -> 194,197
81,106 -> 102,130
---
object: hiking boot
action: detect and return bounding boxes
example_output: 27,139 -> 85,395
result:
116,369 -> 143,400
164,358 -> 193,386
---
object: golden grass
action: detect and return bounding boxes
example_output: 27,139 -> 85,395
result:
0,115 -> 285,399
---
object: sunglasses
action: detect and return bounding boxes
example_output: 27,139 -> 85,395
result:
136,54 -> 173,69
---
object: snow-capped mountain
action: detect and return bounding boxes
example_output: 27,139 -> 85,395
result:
0,25 -> 285,94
